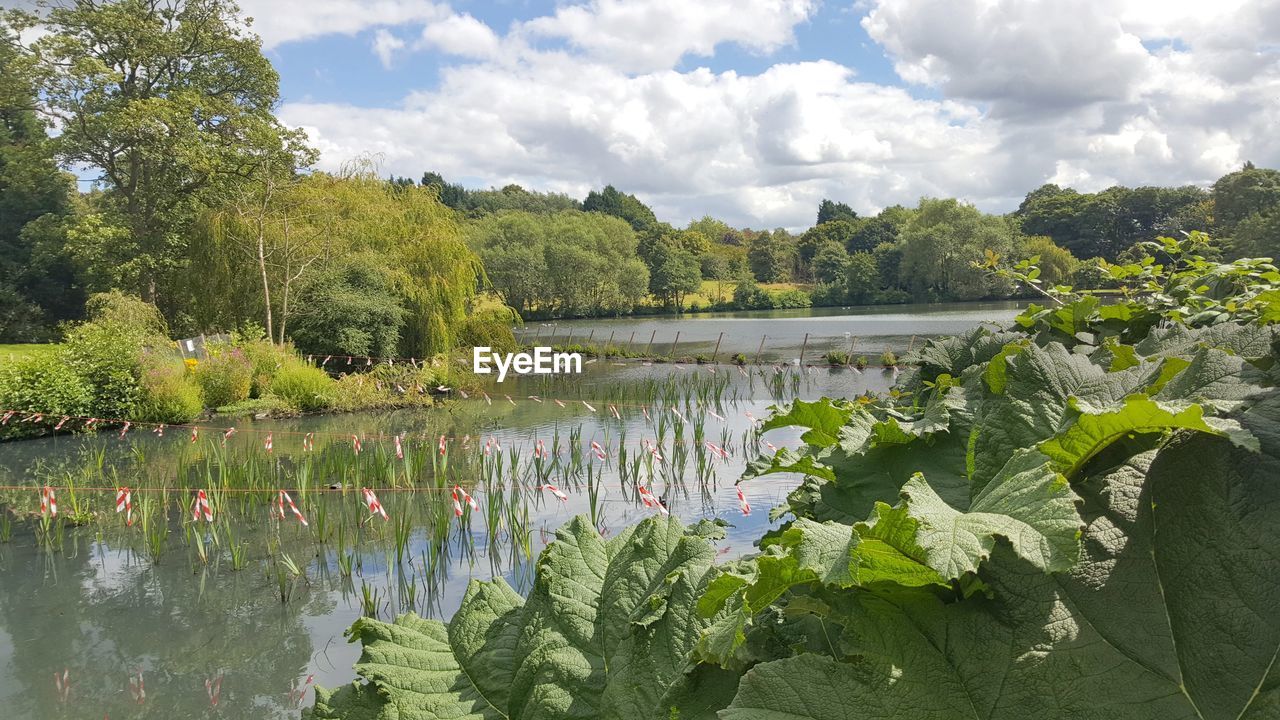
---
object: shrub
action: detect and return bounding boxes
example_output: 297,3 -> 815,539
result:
824,349 -> 851,365
270,359 -> 336,412
289,256 -> 406,357
879,349 -> 898,367
455,307 -> 520,356
773,289 -> 812,308
194,348 -> 253,407
237,339 -> 292,398
0,351 -> 93,439
61,292 -> 170,417
135,354 -> 202,423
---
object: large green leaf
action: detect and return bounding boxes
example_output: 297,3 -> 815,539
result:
718,395 -> 1280,720
308,516 -> 729,720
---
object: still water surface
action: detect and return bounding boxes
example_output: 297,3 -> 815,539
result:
0,302 -> 1016,718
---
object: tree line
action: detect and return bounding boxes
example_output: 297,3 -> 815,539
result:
4,1 -> 1280,346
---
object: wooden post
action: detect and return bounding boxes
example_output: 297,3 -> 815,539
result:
754,335 -> 766,365
604,330 -> 615,358
586,329 -> 595,351
533,324 -> 543,342
628,331 -> 636,355
565,326 -> 575,346
847,335 -> 856,366
798,333 -> 809,367
710,331 -> 724,363
644,330 -> 656,357
669,332 -> 681,358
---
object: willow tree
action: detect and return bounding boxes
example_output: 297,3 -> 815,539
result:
194,164 -> 481,356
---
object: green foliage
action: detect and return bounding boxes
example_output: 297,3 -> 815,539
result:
194,348 -> 253,408
898,198 -> 1020,301
811,241 -> 849,285
0,351 -> 92,439
9,0 -> 313,315
270,360 -> 335,412
135,354 -> 202,423
747,229 -> 796,283
470,210 -> 649,318
456,307 -> 521,356
845,251 -> 879,303
816,199 -> 857,226
62,292 -> 171,418
307,516 -> 735,720
583,184 -> 658,231
319,236 -> 1280,720
289,256 -> 407,358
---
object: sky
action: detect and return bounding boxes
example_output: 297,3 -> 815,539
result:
231,1 -> 1276,228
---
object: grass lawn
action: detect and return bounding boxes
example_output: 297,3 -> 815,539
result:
0,343 -> 56,366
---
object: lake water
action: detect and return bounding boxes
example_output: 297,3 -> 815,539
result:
0,302 -> 1020,718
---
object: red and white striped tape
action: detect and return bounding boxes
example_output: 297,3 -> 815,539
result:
362,487 -> 388,520
191,489 -> 213,522
40,486 -> 56,517
277,490 -> 308,526
539,484 -> 568,501
736,485 -> 751,516
638,485 -> 668,515
116,486 -> 133,526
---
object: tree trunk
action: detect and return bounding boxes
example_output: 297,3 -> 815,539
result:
257,231 -> 273,341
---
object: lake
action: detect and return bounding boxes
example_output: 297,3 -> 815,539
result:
0,301 -> 1020,718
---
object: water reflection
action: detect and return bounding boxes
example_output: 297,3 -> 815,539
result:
0,359 -> 908,717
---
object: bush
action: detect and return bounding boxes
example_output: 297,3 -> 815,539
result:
880,349 -> 898,367
194,348 -> 253,407
61,292 -> 171,418
270,359 -> 336,412
824,350 -> 852,365
237,339 -> 292,398
135,353 -> 203,423
0,351 -> 93,439
455,307 -> 520,356
773,289 -> 812,308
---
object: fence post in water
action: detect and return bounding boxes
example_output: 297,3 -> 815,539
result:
669,332 -> 681,359
586,329 -> 595,353
799,333 -> 809,367
644,330 -> 656,357
533,324 -> 543,343
605,330 -> 615,358
754,335 -> 766,365
710,332 -> 724,363
847,335 -> 856,366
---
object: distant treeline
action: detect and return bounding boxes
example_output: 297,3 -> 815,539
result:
406,164 -> 1280,319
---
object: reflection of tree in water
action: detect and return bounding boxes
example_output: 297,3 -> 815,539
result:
0,529 -> 329,718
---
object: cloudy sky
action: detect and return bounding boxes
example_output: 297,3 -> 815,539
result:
234,0 -> 1280,229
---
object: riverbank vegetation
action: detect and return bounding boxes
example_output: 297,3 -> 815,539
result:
309,233 -> 1280,719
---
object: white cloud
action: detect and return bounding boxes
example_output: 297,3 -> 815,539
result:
270,0 -> 1280,228
238,0 -> 449,49
371,29 -> 406,68
516,0 -> 819,73
418,13 -> 502,59
281,58 -> 998,228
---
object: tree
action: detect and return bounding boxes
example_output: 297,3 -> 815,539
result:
289,255 -> 406,357
583,185 -> 657,231
686,216 -> 742,245
798,220 -> 856,269
845,251 -> 879,303
1018,236 -> 1079,287
817,198 -> 857,225
747,230 -> 796,283
201,166 -> 327,343
898,198 -> 1019,300
0,24 -> 76,340
1212,162 -> 1280,234
647,242 -> 701,310
9,0 -> 313,314
811,241 -> 850,285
